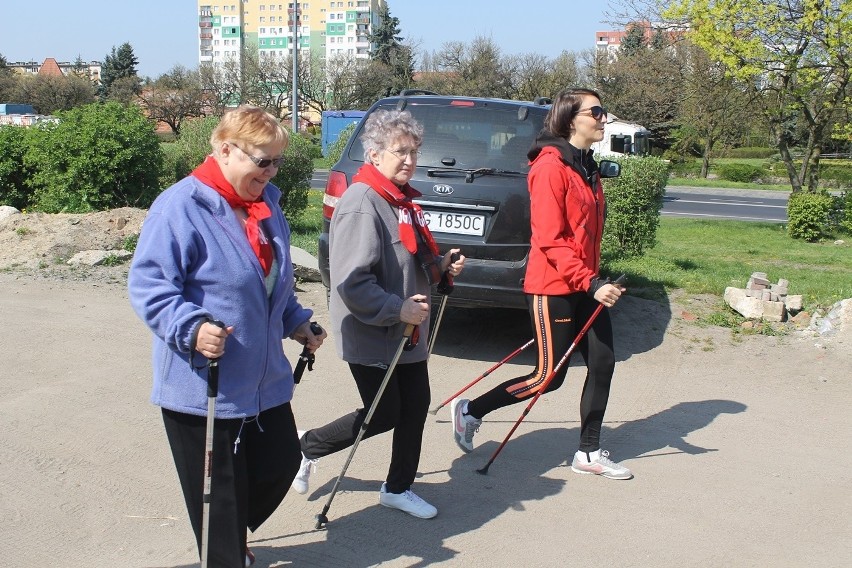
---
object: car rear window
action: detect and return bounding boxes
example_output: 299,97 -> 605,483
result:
346,101 -> 546,173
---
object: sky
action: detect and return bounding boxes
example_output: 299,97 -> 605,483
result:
0,1 -> 616,78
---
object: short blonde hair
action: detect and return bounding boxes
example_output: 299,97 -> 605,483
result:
210,105 -> 289,151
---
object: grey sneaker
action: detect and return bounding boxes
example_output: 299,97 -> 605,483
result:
571,450 -> 633,480
379,483 -> 437,519
451,398 -> 482,453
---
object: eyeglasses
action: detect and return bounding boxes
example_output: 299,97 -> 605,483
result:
231,143 -> 285,168
578,106 -> 608,120
386,147 -> 422,161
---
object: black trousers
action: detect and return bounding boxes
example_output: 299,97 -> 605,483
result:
466,292 -> 616,452
162,403 -> 301,568
300,360 -> 430,493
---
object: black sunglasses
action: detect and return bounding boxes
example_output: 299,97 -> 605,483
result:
231,143 -> 285,168
578,105 -> 608,120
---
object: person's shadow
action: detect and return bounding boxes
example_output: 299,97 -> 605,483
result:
236,398 -> 746,567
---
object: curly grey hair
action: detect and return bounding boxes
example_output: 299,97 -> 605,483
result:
359,109 -> 424,161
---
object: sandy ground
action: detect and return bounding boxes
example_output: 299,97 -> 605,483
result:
1,207 -> 850,567
1,260 -> 850,567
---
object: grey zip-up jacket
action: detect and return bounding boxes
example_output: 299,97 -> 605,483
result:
329,182 -> 434,365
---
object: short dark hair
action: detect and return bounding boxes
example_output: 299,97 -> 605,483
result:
544,88 -> 602,138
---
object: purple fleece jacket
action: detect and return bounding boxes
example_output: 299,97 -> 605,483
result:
128,175 -> 312,418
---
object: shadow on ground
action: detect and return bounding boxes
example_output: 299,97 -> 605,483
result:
230,398 -> 745,567
429,293 -> 672,366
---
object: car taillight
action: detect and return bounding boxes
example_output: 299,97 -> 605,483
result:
323,170 -> 349,219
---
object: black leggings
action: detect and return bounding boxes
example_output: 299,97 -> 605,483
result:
162,403 -> 301,568
466,293 -> 615,452
300,360 -> 430,493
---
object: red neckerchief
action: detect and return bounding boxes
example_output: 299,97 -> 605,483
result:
353,163 -> 439,256
191,155 -> 273,276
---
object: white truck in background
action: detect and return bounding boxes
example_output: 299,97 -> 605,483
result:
592,113 -> 651,157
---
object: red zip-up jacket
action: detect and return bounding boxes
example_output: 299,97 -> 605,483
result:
523,142 -> 604,296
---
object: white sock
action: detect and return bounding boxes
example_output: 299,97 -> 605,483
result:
462,401 -> 470,415
576,449 -> 601,463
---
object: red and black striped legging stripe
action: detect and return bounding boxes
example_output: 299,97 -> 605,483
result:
466,292 -> 616,452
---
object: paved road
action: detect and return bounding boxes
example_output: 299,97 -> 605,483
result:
312,171 -> 790,223
664,186 -> 788,222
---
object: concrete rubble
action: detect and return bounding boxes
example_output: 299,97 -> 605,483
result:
723,272 -> 802,322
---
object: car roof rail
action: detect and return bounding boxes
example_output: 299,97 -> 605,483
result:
533,96 -> 552,105
398,89 -> 440,97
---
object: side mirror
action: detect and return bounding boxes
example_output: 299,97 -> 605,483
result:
599,160 -> 621,178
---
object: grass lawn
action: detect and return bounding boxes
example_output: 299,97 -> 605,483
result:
605,218 -> 851,313
288,189 -> 324,255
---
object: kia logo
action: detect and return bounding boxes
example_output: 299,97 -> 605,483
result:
433,184 -> 454,195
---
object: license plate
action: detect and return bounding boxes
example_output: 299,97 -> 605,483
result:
422,211 -> 485,236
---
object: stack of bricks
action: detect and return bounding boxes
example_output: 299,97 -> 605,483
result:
723,272 -> 803,322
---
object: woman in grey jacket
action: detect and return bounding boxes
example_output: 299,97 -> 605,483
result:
291,109 -> 465,519
129,105 -> 326,567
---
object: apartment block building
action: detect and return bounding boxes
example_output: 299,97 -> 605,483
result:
197,1 -> 387,66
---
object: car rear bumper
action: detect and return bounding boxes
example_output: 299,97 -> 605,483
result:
319,231 -> 528,310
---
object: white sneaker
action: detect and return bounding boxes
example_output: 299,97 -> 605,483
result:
291,430 -> 318,495
571,449 -> 633,480
379,483 -> 437,519
451,398 -> 482,453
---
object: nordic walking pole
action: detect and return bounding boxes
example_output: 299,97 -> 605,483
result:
200,320 -> 226,568
477,275 -> 626,475
293,322 -> 324,385
427,252 -> 460,360
428,338 -> 535,415
314,323 -> 415,529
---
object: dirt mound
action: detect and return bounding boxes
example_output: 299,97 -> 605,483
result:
0,207 -> 147,271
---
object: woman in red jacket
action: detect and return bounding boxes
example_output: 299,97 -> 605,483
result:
450,88 -> 632,480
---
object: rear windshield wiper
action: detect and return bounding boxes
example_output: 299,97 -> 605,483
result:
427,167 -> 524,183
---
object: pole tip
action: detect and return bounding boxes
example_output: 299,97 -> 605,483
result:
427,407 -> 439,415
476,465 -> 490,475
314,514 -> 328,529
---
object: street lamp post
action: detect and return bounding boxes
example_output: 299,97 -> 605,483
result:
292,3 -> 299,132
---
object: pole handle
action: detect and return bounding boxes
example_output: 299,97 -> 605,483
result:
294,322 -> 324,384
206,320 -> 226,397
437,252 -> 461,295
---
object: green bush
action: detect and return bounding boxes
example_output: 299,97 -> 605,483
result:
24,102 -> 163,212
272,128 -> 313,223
819,163 -> 852,188
158,142 -> 186,192
601,156 -> 670,258
171,116 -> 219,182
0,125 -> 33,210
323,122 -> 356,168
717,163 -> 767,183
838,191 -> 852,234
718,147 -> 776,159
666,156 -> 702,177
787,191 -> 835,241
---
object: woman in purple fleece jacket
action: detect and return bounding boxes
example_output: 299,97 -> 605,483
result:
129,105 -> 326,567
